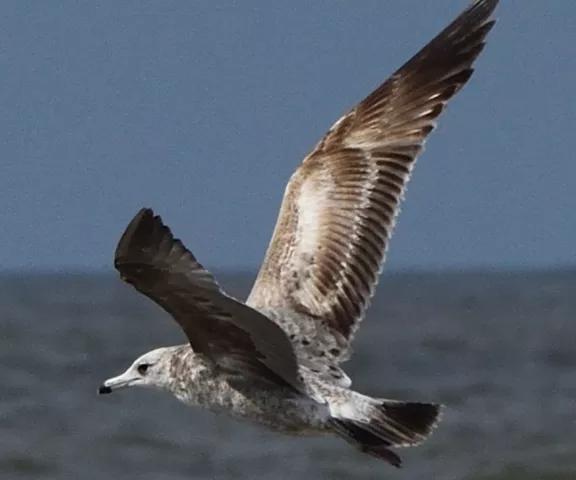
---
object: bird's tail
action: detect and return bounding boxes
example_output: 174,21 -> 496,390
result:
328,392 -> 442,468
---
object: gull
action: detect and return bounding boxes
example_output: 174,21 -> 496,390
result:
99,0 -> 498,468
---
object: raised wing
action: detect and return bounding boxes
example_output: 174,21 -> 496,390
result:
115,208 -> 305,393
247,0 -> 498,363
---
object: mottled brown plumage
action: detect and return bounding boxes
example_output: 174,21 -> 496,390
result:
248,0 -> 497,364
102,0 -> 499,468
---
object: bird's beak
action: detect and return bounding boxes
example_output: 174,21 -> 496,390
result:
98,370 -> 136,395
98,384 -> 113,395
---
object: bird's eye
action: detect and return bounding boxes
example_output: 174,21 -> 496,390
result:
137,364 -> 149,375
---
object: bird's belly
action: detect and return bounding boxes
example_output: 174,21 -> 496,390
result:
222,397 -> 329,436
173,378 -> 328,435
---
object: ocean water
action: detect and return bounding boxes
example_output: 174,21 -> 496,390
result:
0,269 -> 575,480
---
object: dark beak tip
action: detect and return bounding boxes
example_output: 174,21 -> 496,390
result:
98,385 -> 112,395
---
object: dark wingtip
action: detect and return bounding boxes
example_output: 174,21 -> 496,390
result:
459,0 -> 499,22
114,207 -> 164,267
122,208 -> 157,241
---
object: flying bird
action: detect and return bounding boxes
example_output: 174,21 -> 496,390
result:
99,0 -> 498,468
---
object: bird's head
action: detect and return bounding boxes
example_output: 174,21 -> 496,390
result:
98,347 -> 174,395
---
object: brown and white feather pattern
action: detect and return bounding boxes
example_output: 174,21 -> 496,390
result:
248,0 -> 497,364
102,1 -> 499,467
114,208 -> 308,394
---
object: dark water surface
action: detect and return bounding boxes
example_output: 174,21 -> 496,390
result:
1,270 -> 575,479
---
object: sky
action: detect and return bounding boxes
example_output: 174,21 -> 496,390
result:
0,1 -> 574,273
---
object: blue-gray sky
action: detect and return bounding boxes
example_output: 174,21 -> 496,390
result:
1,1 -> 574,272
